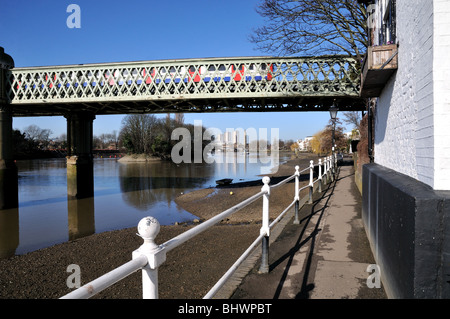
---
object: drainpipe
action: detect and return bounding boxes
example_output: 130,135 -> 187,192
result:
368,98 -> 374,163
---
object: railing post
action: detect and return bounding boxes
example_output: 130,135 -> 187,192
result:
318,159 -> 322,193
259,176 -> 271,274
293,165 -> 300,224
331,147 -> 335,181
308,160 -> 314,204
132,216 -> 166,299
332,156 -> 335,182
334,148 -> 338,171
328,156 -> 332,182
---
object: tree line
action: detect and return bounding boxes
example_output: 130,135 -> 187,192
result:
120,113 -> 197,159
13,125 -> 62,159
13,110 -> 363,160
10,114 -> 203,160
12,125 -> 120,158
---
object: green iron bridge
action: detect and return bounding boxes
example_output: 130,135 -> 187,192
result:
4,55 -> 365,116
0,47 -> 365,210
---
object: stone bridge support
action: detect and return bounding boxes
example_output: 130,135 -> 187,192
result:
65,112 -> 95,199
0,106 -> 18,211
0,48 -> 17,210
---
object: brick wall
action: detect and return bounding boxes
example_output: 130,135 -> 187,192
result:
365,1 -> 450,299
374,0 -> 450,191
432,0 -> 450,190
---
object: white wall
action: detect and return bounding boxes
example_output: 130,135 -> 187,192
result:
374,0 -> 450,190
432,0 -> 450,190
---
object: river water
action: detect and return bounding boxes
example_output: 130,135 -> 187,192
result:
0,152 -> 290,257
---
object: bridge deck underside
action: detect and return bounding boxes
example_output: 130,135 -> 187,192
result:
9,96 -> 366,117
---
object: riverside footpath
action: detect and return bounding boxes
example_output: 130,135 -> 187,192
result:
219,160 -> 388,299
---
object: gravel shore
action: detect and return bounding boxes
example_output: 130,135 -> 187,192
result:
0,152 -> 317,299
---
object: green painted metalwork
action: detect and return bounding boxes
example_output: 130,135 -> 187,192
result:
4,56 -> 365,116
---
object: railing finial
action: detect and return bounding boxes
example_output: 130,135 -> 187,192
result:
137,216 -> 160,252
262,176 -> 271,194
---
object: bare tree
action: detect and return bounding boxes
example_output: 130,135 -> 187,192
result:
250,0 -> 368,61
343,111 -> 363,129
93,131 -> 119,149
111,130 -> 118,149
23,124 -> 53,149
175,113 -> 185,125
120,114 -> 158,154
24,125 -> 52,142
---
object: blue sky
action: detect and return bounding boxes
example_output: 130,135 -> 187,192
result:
1,0 -> 352,141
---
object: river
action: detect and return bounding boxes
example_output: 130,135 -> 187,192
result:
0,151 -> 291,257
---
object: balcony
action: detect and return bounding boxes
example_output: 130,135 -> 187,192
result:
360,44 -> 398,98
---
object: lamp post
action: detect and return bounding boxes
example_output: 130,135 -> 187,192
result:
329,103 -> 339,179
329,104 -> 339,148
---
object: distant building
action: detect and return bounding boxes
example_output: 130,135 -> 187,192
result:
297,136 -> 313,151
214,129 -> 248,151
344,131 -> 353,139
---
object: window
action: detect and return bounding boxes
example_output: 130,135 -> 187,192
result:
382,0 -> 396,44
368,0 -> 397,46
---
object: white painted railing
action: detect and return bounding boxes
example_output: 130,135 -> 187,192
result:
60,153 -> 337,299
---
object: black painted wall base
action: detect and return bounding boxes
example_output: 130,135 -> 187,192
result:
363,163 -> 450,298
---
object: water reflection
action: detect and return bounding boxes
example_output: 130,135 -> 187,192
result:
119,161 -> 214,211
68,197 -> 95,240
0,208 -> 19,259
0,152 -> 289,257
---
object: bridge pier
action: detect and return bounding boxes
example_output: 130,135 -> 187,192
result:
0,48 -> 18,211
65,112 -> 95,199
0,106 -> 18,210
0,107 -> 19,258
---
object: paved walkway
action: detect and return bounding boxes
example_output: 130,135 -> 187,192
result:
216,162 -> 387,299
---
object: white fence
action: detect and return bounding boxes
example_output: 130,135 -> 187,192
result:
60,154 -> 337,299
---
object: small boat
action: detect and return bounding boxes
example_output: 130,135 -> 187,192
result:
216,178 -> 233,185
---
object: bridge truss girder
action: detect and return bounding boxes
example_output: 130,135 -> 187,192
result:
6,56 -> 366,116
